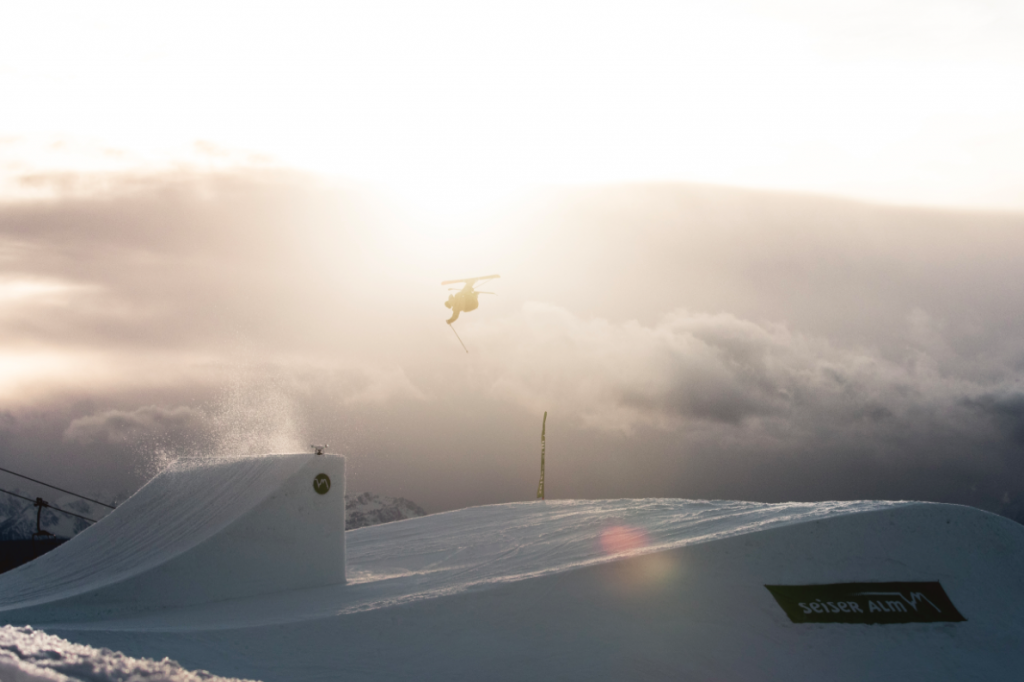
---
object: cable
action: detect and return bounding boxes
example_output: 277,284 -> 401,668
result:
0,487 -> 99,524
0,466 -> 115,509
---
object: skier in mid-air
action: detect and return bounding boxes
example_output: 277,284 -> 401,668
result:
441,274 -> 499,351
444,282 -> 479,324
442,274 -> 499,325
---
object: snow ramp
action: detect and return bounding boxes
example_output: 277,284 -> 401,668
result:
0,453 -> 345,621
32,499 -> 1024,682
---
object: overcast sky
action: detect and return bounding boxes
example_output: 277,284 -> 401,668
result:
2,2 -> 1024,519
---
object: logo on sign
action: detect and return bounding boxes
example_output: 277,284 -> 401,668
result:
312,473 -> 331,494
766,582 -> 966,624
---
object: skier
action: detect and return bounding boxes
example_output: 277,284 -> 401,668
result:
444,282 -> 480,325
441,274 -> 500,352
442,274 -> 498,325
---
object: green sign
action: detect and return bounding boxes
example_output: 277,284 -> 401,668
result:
766,582 -> 965,624
312,473 -> 331,494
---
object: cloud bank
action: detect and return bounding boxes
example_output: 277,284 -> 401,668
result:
64,406 -> 205,445
2,170 -> 1024,518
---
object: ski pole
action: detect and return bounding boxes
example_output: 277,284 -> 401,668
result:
449,324 -> 469,353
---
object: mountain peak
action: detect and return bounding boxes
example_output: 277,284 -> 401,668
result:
345,492 -> 427,530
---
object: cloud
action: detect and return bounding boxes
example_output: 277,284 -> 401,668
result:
964,392 -> 1024,449
0,168 -> 366,355
482,305 -> 889,429
336,366 -> 427,406
63,405 -> 207,446
4,171 -> 1024,516
474,303 -> 1021,475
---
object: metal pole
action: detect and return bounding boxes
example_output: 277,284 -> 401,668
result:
536,412 -> 547,500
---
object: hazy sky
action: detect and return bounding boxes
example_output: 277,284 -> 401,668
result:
3,2 -> 1024,520
3,0 -> 1024,207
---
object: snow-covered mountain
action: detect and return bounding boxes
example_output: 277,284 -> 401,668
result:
0,493 -> 27,535
0,493 -> 106,541
345,492 -> 427,529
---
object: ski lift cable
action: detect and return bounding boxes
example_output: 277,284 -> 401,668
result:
0,487 -> 99,524
0,466 -> 116,509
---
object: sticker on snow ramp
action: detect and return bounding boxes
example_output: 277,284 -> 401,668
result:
765,582 -> 966,624
313,473 -> 331,494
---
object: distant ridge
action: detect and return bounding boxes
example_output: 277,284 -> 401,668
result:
0,491 -> 105,541
346,492 -> 426,529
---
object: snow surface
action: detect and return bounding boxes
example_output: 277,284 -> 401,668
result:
2,454 -> 1023,681
4,494 -> 1023,681
0,626 -> 256,682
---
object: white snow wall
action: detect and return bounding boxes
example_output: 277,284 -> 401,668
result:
0,454 -> 346,621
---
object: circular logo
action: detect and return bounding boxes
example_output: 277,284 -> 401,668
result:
312,473 -> 331,494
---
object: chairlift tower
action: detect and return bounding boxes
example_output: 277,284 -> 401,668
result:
33,497 -> 54,540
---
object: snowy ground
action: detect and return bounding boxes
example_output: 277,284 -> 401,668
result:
0,626 -> 255,682
4,496 -> 1022,681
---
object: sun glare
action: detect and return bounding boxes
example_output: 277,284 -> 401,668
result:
0,279 -> 96,305
375,174 -> 532,223
0,351 -> 89,404
600,525 -> 650,556
3,1 -> 1024,208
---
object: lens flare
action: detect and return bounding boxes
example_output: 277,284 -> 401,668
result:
599,525 -> 649,556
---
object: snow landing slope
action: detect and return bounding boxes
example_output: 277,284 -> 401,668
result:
0,454 -> 345,620
2,493 -> 1023,681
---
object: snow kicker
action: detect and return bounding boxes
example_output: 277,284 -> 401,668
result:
0,453 -> 346,622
